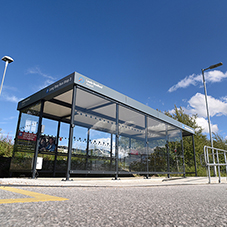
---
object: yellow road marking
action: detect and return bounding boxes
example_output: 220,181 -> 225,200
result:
0,186 -> 68,204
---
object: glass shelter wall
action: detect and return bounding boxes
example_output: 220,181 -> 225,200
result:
167,125 -> 184,173
70,88 -> 116,173
147,117 -> 184,174
147,117 -> 167,173
118,106 -> 146,173
12,78 -> 193,178
37,118 -> 58,173
11,102 -> 42,172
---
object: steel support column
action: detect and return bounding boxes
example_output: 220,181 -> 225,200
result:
115,103 -> 119,180
110,133 -> 113,171
181,131 -> 186,178
66,86 -> 77,180
85,128 -> 90,170
192,134 -> 197,176
53,121 -> 61,176
166,125 -> 170,178
129,138 -> 131,172
145,116 -> 149,179
32,100 -> 44,179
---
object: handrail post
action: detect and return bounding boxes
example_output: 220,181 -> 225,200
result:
216,148 -> 221,183
204,145 -> 227,184
224,151 -> 227,182
205,146 -> 211,184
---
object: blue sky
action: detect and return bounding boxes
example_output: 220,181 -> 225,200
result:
1,0 -> 227,142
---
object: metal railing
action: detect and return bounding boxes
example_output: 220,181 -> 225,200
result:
204,146 -> 227,183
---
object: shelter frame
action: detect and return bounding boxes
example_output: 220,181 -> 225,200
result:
12,72 -> 196,179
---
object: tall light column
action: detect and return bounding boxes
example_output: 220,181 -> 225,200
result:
202,62 -> 223,176
0,56 -> 14,96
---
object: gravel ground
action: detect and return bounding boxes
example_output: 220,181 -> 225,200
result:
1,184 -> 227,226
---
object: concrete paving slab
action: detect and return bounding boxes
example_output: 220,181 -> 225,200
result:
0,176 -> 227,187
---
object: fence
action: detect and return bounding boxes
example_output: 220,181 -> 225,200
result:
204,145 -> 227,183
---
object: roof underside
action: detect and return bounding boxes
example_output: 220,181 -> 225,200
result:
18,72 -> 195,137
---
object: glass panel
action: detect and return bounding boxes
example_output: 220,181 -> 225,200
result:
88,129 -> 115,171
11,102 -> 41,172
39,118 -> 58,153
43,101 -> 71,120
43,90 -> 72,121
70,125 -> 115,171
37,153 -> 55,172
119,106 -> 146,173
10,152 -> 34,172
54,122 -> 69,173
70,126 -> 87,171
69,88 -> 116,172
15,102 -> 41,154
37,118 -> 58,172
148,117 -> 167,172
55,155 -> 67,173
167,126 -> 183,173
74,89 -> 116,133
55,90 -> 73,104
58,122 -> 70,154
72,126 -> 87,155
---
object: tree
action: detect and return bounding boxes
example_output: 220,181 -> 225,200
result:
0,128 -> 13,157
164,106 -> 209,175
213,132 -> 227,150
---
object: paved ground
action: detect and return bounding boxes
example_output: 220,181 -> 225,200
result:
0,176 -> 227,187
1,183 -> 227,226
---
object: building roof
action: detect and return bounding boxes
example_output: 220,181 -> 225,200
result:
18,72 -> 195,136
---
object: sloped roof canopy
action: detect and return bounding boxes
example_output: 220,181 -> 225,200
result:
18,72 -> 195,137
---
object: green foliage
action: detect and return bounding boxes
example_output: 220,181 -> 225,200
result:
3,106 -> 227,177
164,105 -> 209,176
0,129 -> 14,157
213,132 -> 227,150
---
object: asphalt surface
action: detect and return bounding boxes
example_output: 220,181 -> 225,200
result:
0,176 -> 226,187
1,184 -> 227,226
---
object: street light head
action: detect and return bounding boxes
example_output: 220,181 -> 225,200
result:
209,62 -> 223,70
1,56 -> 14,63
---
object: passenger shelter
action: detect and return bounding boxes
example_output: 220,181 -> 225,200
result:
11,72 -> 196,179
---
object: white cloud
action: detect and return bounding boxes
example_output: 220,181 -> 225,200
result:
221,96 -> 227,102
168,70 -> 227,92
168,108 -> 176,115
3,85 -> 18,92
26,67 -> 56,90
0,85 -> 22,103
5,95 -> 21,103
206,70 -> 227,83
38,79 -> 55,90
187,93 -> 227,118
168,73 -> 200,92
1,93 -> 22,103
168,69 -> 227,134
178,93 -> 227,134
26,67 -> 55,80
196,117 -> 218,134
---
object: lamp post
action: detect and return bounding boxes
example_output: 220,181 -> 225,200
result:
202,62 -> 223,176
0,56 -> 14,96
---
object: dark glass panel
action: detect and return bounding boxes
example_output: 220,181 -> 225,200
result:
118,106 -> 146,173
148,117 -> 167,172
